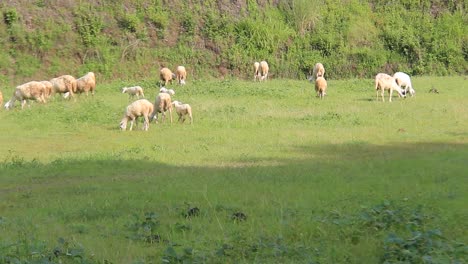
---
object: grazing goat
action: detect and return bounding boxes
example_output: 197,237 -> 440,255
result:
151,92 -> 173,124
40,81 -> 53,99
159,87 -> 175,95
76,72 -> 96,96
315,77 -> 327,99
160,67 -> 175,87
393,72 -> 415,97
375,73 -> 406,102
176,66 -> 187,85
122,86 -> 145,100
119,99 -> 154,131
50,75 -> 76,99
172,100 -> 193,124
4,81 -> 46,109
309,63 -> 325,82
253,62 -> 260,81
259,61 -> 269,81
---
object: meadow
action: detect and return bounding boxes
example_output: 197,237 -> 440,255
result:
0,76 -> 467,263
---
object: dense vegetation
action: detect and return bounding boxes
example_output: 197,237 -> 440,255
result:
0,0 -> 467,86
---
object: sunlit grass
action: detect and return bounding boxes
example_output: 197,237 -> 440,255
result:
0,77 -> 467,263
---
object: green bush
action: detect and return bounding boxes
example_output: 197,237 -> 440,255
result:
2,8 -> 18,27
0,0 -> 466,84
74,6 -> 103,47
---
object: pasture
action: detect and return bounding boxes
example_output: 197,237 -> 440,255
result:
0,76 -> 467,263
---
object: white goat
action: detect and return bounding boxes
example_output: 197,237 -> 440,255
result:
159,87 -> 175,95
76,72 -> 96,96
40,81 -> 53,99
375,73 -> 406,102
315,77 -> 327,99
119,99 -> 154,131
253,62 -> 260,81
50,75 -> 76,99
175,66 -> 187,85
122,86 -> 145,100
160,67 -> 175,87
393,72 -> 415,97
4,81 -> 46,110
259,61 -> 269,81
151,92 -> 173,124
172,100 -> 193,124
309,63 -> 325,82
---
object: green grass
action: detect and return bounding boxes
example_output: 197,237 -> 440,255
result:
0,77 -> 467,263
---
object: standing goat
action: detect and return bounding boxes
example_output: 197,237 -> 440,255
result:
50,75 -> 76,99
160,67 -> 175,87
122,86 -> 145,100
315,77 -> 327,99
76,72 -> 96,96
253,62 -> 260,81
119,99 -> 154,131
309,63 -> 325,82
175,66 -> 187,85
375,73 -> 406,102
151,92 -> 173,124
393,72 -> 415,97
172,100 -> 193,124
259,61 -> 269,81
4,81 -> 46,109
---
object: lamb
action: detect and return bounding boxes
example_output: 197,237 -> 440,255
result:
50,75 -> 76,99
172,100 -> 193,124
151,92 -> 173,124
160,67 -> 175,87
119,99 -> 154,131
175,66 -> 187,85
315,77 -> 327,99
76,72 -> 96,96
40,81 -> 53,99
374,73 -> 406,102
159,87 -> 175,95
259,61 -> 269,81
122,86 -> 145,100
253,62 -> 260,81
393,72 -> 415,97
4,81 -> 46,110
309,63 -> 325,82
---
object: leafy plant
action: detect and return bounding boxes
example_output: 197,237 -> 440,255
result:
2,8 -> 18,27
383,230 -> 468,263
127,212 -> 162,244
75,6 -> 104,47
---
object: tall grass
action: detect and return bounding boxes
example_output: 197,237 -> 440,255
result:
0,0 -> 466,85
0,77 -> 467,263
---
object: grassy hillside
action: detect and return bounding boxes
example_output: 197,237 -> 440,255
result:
0,77 -> 467,263
0,0 -> 467,86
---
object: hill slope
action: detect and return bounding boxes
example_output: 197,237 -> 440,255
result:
0,0 -> 466,85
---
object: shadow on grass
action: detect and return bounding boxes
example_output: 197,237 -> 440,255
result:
0,142 -> 467,263
0,142 -> 468,202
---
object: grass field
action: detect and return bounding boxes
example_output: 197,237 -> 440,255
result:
1,76 -> 467,263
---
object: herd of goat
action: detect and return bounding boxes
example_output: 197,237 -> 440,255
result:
0,62 -> 416,131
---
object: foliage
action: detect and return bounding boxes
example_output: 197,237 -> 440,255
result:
126,212 -> 162,244
2,8 -> 18,27
0,1 -> 466,84
0,236 -> 97,263
74,5 -> 104,48
383,230 -> 468,263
